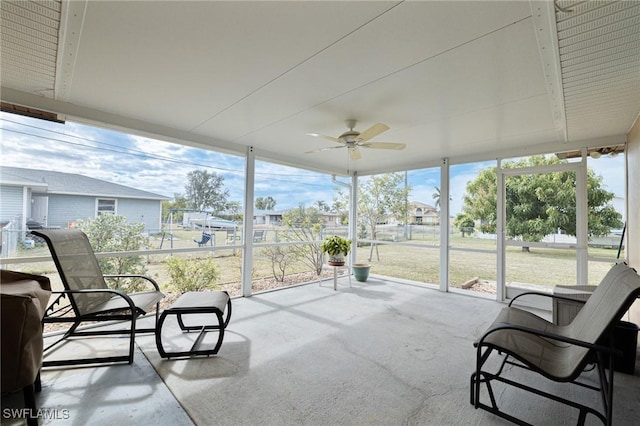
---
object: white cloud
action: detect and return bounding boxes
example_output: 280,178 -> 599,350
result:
1,113 -> 628,215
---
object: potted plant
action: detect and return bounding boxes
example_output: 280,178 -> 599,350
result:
352,263 -> 371,282
321,235 -> 351,266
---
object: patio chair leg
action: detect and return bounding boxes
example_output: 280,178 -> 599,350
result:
131,313 -> 138,363
23,383 -> 38,426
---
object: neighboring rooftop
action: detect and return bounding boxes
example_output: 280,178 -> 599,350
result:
0,167 -> 169,200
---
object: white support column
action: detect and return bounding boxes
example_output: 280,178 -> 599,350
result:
349,172 -> 358,265
241,146 -> 255,297
439,158 -> 449,292
496,159 -> 505,302
22,187 -> 29,233
576,149 -> 588,284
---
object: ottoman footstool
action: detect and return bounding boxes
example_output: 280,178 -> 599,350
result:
155,291 -> 232,358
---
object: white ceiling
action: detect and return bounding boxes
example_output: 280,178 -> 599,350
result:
1,0 -> 638,176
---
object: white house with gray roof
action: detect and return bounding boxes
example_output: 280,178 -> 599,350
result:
0,167 -> 169,233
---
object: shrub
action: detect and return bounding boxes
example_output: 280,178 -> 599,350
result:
262,245 -> 297,282
165,256 -> 220,293
75,214 -> 148,292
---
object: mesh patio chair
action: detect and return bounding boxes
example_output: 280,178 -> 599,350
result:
226,229 -> 241,244
470,262 -> 640,425
32,229 -> 165,367
252,229 -> 266,243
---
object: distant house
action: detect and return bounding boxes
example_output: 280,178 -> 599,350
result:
408,201 -> 439,225
253,209 -> 287,226
0,167 -> 169,232
254,209 -> 342,227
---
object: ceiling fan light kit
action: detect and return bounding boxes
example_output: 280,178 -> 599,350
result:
305,120 -> 406,160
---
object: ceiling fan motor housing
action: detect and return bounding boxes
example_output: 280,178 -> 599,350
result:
339,130 -> 360,143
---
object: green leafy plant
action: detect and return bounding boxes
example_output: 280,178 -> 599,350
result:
75,214 -> 148,292
165,256 -> 221,293
321,235 -> 351,256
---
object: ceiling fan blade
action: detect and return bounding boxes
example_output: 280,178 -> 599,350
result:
356,123 -> 390,142
349,147 -> 362,160
307,133 -> 341,143
305,146 -> 345,154
360,142 -> 406,150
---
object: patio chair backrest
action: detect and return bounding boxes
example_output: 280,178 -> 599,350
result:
567,262 -> 640,346
554,262 -> 640,375
31,229 -> 112,316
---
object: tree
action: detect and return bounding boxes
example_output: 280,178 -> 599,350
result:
280,204 -> 324,275
357,173 -> 410,261
185,170 -> 229,212
432,186 -> 451,211
433,187 -> 441,209
332,196 -> 349,225
454,213 -> 475,237
224,201 -> 242,221
314,200 -> 330,212
358,173 -> 410,235
162,193 -> 187,224
255,196 -> 277,210
461,155 -> 623,251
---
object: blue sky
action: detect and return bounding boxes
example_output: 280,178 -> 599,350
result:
0,111 -> 626,216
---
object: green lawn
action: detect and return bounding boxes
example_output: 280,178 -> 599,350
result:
12,228 -> 622,298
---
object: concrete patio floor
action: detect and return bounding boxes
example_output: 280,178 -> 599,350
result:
2,276 -> 639,425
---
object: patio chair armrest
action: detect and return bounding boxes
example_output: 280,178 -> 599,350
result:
475,321 -> 621,357
47,288 -> 137,310
508,291 -> 588,307
103,274 -> 161,291
51,288 -> 135,308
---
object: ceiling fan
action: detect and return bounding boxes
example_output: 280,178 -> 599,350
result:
305,119 -> 406,160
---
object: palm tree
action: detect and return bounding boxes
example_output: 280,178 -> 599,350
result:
433,187 -> 441,210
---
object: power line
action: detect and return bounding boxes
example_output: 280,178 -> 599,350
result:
1,119 -> 338,189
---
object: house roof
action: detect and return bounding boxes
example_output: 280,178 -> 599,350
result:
410,201 -> 437,210
0,167 -> 169,200
1,1 -> 637,176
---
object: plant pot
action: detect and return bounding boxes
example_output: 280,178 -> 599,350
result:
352,263 -> 371,282
327,253 -> 346,266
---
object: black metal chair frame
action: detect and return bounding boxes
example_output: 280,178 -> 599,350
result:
155,291 -> 232,358
471,303 -> 617,425
32,230 -> 164,368
470,263 -> 640,426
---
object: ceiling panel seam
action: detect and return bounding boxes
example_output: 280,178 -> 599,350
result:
188,1 -> 405,133
229,14 -> 535,144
